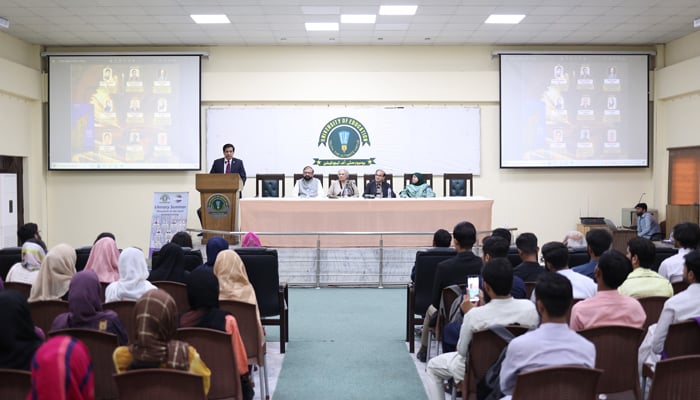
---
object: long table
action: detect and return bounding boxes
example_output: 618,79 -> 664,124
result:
239,197 -> 494,247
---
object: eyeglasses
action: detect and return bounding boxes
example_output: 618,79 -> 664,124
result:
375,174 -> 385,177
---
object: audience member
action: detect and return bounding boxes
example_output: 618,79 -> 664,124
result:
171,231 -> 194,248
327,168 -> 359,198
499,273 -> 596,399
635,202 -> 663,241
482,235 -> 526,299
540,242 -> 596,299
180,268 -> 254,399
400,173 -> 435,198
0,290 -> 43,370
197,236 -> 229,272
18,222 -> 47,252
410,228 -> 453,282
93,232 -> 116,243
569,250 -> 645,330
29,336 -> 94,400
51,270 -> 128,345
241,232 -> 262,248
618,237 -> 673,298
83,237 -> 120,283
416,221 -> 482,362
563,230 -> 587,247
5,239 -> 45,284
513,232 -> 546,282
291,166 -> 325,198
425,258 -> 539,400
491,228 -> 512,244
113,289 -> 211,395
29,243 -> 77,302
364,169 -> 396,198
104,247 -> 156,302
658,222 -> 700,283
572,229 -> 613,280
148,242 -> 188,284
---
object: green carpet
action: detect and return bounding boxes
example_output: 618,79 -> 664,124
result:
273,288 -> 427,399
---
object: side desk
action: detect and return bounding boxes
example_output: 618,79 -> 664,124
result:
576,223 -> 637,253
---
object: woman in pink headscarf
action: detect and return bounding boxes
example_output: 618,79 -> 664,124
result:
84,237 -> 120,283
29,335 -> 94,400
241,232 -> 262,248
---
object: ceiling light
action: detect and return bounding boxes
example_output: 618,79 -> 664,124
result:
341,14 -> 377,24
190,15 -> 230,24
305,22 -> 339,31
485,14 -> 525,24
379,5 -> 418,16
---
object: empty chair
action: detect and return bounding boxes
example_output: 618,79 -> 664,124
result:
637,296 -> 668,331
102,300 -> 137,342
0,368 -> 31,399
28,300 -> 69,335
443,173 -> 474,197
648,355 -> 700,400
152,280 -> 189,314
113,369 -> 206,400
511,366 -> 603,400
255,174 -> 285,198
4,281 -> 32,299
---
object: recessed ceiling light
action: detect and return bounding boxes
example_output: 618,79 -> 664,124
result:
485,14 -> 525,24
305,22 -> 339,31
190,14 -> 230,24
379,5 -> 418,16
341,14 -> 377,24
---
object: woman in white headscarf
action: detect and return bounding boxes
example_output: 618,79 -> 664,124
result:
105,247 -> 156,302
6,239 -> 46,285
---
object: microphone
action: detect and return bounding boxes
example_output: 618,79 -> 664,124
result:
637,192 -> 646,204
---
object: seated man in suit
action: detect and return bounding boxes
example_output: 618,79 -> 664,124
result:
291,166 -> 325,198
364,169 -> 396,198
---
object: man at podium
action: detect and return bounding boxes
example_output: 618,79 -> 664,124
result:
210,143 -> 247,183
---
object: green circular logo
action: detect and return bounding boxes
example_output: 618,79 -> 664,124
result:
320,117 -> 368,159
205,194 -> 230,219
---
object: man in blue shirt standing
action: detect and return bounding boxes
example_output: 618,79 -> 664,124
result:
635,202 -> 662,241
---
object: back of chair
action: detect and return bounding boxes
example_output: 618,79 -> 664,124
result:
507,245 -> 521,267
568,246 -> 591,267
671,280 -> 689,294
102,300 -> 137,342
75,246 -> 92,271
652,246 -> 678,272
443,173 -> 474,197
176,327 -> 242,400
412,249 -> 457,316
363,173 -> 393,189
648,355 -> 700,400
637,296 -> 668,331
4,281 -> 32,299
219,300 -> 264,366
151,281 -> 189,315
0,368 -> 31,399
49,328 -> 119,400
524,282 -> 537,299
152,248 -> 203,273
327,173 -> 358,188
113,369 -> 206,400
403,173 -> 433,188
578,325 -> 644,398
512,366 -> 603,400
255,174 -> 285,198
664,320 -> 700,358
29,299 -> 69,335
0,246 -> 21,281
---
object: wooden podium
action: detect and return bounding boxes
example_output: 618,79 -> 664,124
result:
196,173 -> 242,245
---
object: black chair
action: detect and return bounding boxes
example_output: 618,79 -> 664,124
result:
568,246 -> 591,267
233,247 -> 289,354
4,281 -> 32,299
75,246 -> 92,271
292,173 -> 323,184
403,173 -> 433,188
113,369 -> 206,400
652,246 -> 678,272
363,173 -> 393,189
507,245 -> 522,267
255,174 -> 285,198
0,246 -> 21,281
406,248 -> 456,353
443,173 -> 474,197
327,173 -> 358,188
152,247 -> 203,272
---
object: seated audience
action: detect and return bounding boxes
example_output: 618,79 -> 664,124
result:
569,249 -> 645,330
105,247 -> 156,302
291,166 -> 325,198
241,232 -> 262,248
513,232 -> 546,282
29,243 -> 77,302
364,169 -> 396,198
113,289 -> 211,395
148,242 -> 188,284
491,228 -> 512,244
196,236 -> 229,272
618,237 -> 673,298
658,222 -> 700,283
572,229 -> 613,280
410,228 -> 452,282
180,268 -> 254,399
425,258 -> 539,400
499,273 -> 596,399
635,202 -> 663,241
327,168 -> 359,198
6,239 -> 46,284
83,236 -> 120,283
563,230 -> 587,247
540,241 -> 596,299
51,270 -> 128,345
29,336 -> 94,400
0,290 -> 44,370
18,222 -> 47,252
399,172 -> 435,198
170,231 -> 194,248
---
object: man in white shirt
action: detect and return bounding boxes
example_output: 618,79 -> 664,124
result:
291,166 -> 325,198
540,241 -> 597,299
659,222 -> 700,283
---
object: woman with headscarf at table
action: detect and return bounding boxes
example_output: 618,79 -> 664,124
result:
6,239 -> 46,285
113,289 -> 211,395
196,236 -> 229,272
83,236 -> 120,283
0,290 -> 44,370
51,270 -> 128,345
29,335 -> 94,400
148,243 -> 188,284
241,232 -> 262,248
29,243 -> 77,302
181,268 -> 254,399
399,172 -> 436,198
105,247 -> 156,303
214,250 -> 265,348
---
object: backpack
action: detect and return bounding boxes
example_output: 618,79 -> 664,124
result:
475,325 -> 517,400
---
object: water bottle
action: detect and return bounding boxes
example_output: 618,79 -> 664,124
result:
342,186 -> 348,198
387,187 -> 393,198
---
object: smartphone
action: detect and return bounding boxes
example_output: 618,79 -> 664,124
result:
467,275 -> 480,303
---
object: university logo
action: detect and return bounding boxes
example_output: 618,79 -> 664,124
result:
205,194 -> 230,219
314,117 -> 375,166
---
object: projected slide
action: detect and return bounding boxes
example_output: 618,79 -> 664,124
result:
49,55 -> 201,170
500,54 -> 649,168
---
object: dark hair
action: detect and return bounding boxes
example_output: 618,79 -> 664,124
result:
170,231 -> 194,248
491,228 -> 512,244
482,236 -> 510,258
17,223 -> 39,244
433,229 -> 452,248
25,237 -> 48,253
541,241 -> 569,270
222,143 -> 234,152
516,232 -> 538,255
94,232 -> 116,244
627,237 -> 656,268
586,229 -> 613,257
684,250 -> 700,279
672,222 -> 700,249
635,202 -> 648,211
482,258 -> 513,296
597,250 -> 633,289
453,221 -> 477,249
535,272 -> 573,318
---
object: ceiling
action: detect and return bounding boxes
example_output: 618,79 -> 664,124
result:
0,0 -> 699,47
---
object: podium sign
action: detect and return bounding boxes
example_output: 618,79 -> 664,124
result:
149,192 -> 189,257
196,173 -> 241,245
